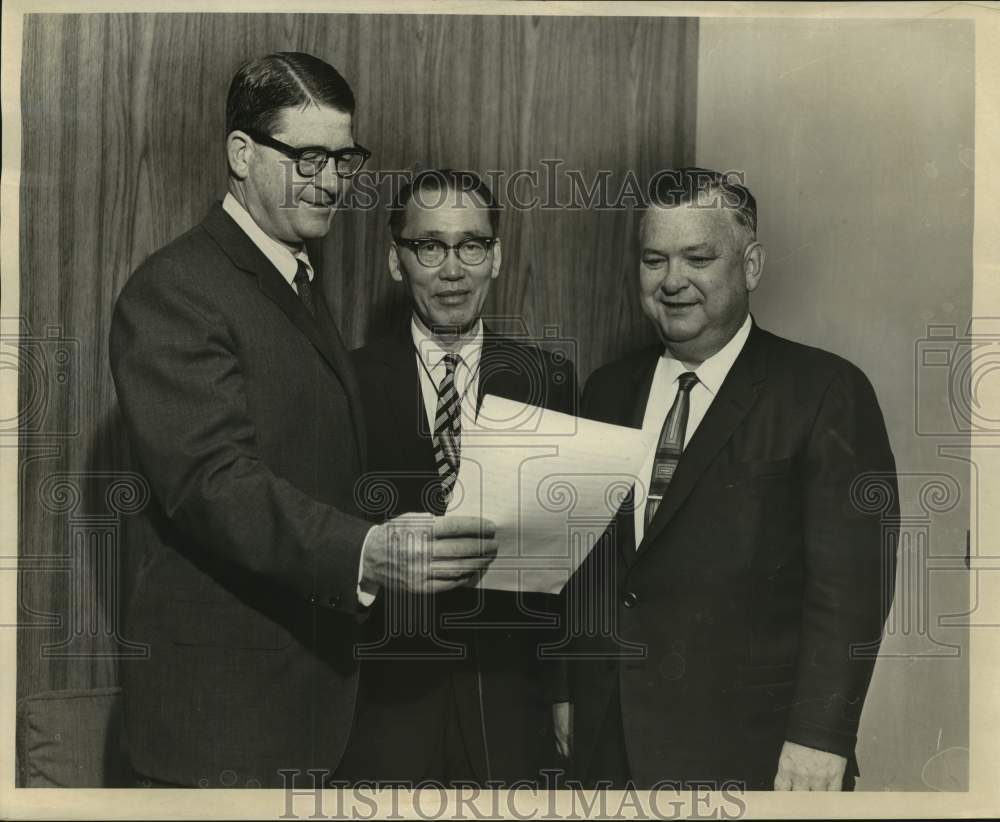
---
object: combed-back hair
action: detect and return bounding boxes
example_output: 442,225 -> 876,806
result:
226,52 -> 355,138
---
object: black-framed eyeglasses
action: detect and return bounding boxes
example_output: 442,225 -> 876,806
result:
247,131 -> 371,178
394,236 -> 499,267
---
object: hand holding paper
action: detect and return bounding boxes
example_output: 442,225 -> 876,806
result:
362,513 -> 499,595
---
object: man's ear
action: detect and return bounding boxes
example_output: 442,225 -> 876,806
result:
388,243 -> 404,283
226,131 -> 253,180
490,239 -> 502,280
743,241 -> 765,293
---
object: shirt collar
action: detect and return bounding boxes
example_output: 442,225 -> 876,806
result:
410,316 -> 484,374
222,192 -> 312,287
659,313 -> 753,396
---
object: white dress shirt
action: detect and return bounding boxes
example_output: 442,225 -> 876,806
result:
411,316 -> 485,432
222,193 -> 314,288
633,313 -> 753,547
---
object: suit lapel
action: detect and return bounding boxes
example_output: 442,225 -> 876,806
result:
592,349 -> 658,569
627,352 -> 660,428
379,324 -> 438,474
477,331 -> 498,414
634,325 -> 768,559
619,353 -> 659,567
313,284 -> 367,468
201,204 -> 368,467
466,326 -> 530,418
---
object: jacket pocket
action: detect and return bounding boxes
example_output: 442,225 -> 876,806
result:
717,458 -> 794,489
167,600 -> 292,650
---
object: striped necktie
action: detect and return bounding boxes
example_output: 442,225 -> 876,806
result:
644,371 -> 699,528
433,353 -> 462,506
293,259 -> 315,317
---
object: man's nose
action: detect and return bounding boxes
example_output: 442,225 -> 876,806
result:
315,161 -> 346,197
440,248 -> 465,279
658,263 -> 688,295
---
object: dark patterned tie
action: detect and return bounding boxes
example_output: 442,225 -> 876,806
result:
433,353 -> 462,505
644,371 -> 699,528
293,259 -> 315,317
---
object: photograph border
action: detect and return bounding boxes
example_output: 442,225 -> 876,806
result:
2,1 -> 997,818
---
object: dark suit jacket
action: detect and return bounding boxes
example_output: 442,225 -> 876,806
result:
566,321 -> 899,790
349,323 -> 577,783
109,204 -> 372,787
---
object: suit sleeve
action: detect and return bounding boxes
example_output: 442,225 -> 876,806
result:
109,257 -> 373,617
785,363 -> 899,757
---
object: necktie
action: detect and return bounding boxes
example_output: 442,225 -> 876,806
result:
433,353 -> 462,506
293,259 -> 315,317
644,371 -> 699,528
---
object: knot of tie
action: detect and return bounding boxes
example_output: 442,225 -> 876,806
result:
442,352 -> 461,375
293,260 -> 310,286
678,371 -> 699,393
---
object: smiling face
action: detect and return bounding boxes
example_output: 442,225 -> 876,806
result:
227,104 -> 355,250
639,198 -> 764,365
389,187 -> 501,337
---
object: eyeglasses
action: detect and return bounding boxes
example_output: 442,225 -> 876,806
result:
247,131 -> 371,179
394,236 -> 499,267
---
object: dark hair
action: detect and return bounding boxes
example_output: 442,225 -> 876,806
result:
644,167 -> 757,236
389,169 -> 501,237
226,52 -> 355,138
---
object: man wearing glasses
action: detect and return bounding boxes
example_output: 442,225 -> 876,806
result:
346,170 -> 577,785
110,56 -> 497,788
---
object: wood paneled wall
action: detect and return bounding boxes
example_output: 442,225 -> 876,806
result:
17,13 -> 696,700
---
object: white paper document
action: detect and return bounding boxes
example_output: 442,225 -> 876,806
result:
447,395 -> 658,595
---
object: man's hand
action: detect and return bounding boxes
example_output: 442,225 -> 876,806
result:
773,741 -> 847,791
553,701 -> 573,759
362,513 -> 498,594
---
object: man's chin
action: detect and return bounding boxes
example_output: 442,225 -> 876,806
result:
294,206 -> 337,233
656,320 -> 703,344
427,314 -> 478,338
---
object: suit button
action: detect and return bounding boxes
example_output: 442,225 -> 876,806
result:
327,596 -> 340,608
308,594 -> 318,605
622,591 -> 638,608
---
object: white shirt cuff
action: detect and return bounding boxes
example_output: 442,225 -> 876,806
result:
357,526 -> 379,606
